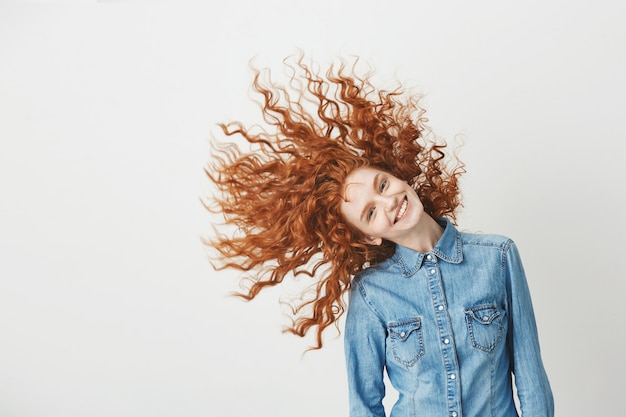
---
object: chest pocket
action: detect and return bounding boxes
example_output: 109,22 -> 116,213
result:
387,318 -> 425,368
464,304 -> 504,353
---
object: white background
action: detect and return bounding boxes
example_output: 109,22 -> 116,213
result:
1,1 -> 624,416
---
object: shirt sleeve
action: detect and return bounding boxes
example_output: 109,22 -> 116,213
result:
504,241 -> 554,416
344,278 -> 388,417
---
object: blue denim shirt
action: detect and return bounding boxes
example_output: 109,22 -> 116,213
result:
344,218 -> 553,417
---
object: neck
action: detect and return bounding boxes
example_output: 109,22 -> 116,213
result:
398,215 -> 444,253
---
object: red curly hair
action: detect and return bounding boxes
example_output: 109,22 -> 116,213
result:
204,55 -> 464,349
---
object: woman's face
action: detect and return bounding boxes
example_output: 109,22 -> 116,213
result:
340,167 -> 426,247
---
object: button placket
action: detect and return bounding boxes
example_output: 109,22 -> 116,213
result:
425,254 -> 462,417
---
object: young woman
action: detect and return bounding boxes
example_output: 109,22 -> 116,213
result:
205,55 -> 554,416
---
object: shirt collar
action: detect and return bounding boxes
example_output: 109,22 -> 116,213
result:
390,218 -> 463,277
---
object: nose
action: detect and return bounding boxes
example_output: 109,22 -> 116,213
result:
380,195 -> 398,212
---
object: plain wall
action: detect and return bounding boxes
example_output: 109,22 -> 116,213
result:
1,1 -> 624,416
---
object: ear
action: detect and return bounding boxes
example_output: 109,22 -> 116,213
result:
360,236 -> 383,246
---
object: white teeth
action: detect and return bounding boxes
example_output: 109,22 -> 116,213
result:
396,198 -> 407,222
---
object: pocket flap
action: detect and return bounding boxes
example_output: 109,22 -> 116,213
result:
465,305 -> 500,325
388,318 -> 421,342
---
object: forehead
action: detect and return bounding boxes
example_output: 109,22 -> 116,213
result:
343,167 -> 382,201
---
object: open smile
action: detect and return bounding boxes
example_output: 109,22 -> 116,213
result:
394,196 -> 408,223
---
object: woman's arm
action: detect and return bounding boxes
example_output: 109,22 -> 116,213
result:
505,241 -> 554,416
344,280 -> 388,417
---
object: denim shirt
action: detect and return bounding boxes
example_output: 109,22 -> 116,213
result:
344,218 -> 553,417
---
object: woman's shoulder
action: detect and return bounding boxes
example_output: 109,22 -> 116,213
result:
352,257 -> 400,284
458,228 -> 514,250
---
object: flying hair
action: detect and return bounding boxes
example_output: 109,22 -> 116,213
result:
203,54 -> 465,349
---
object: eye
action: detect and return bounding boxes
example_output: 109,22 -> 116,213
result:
379,179 -> 387,192
367,207 -> 375,221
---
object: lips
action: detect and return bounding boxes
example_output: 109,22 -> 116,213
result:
395,196 -> 408,223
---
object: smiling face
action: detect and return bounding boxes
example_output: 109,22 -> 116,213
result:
340,166 -> 427,248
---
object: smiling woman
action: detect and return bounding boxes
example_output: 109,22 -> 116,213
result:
204,54 -> 553,416
340,167 -> 440,252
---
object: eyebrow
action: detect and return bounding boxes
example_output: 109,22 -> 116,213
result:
358,173 -> 382,223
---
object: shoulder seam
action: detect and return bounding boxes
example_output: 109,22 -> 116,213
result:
353,277 -> 386,322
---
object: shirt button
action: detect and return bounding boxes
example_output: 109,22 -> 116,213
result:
444,338 -> 450,344
451,412 -> 458,417
438,305 -> 444,311
400,332 -> 406,337
483,316 -> 489,321
426,254 -> 432,260
430,269 -> 436,275
450,373 -> 456,380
